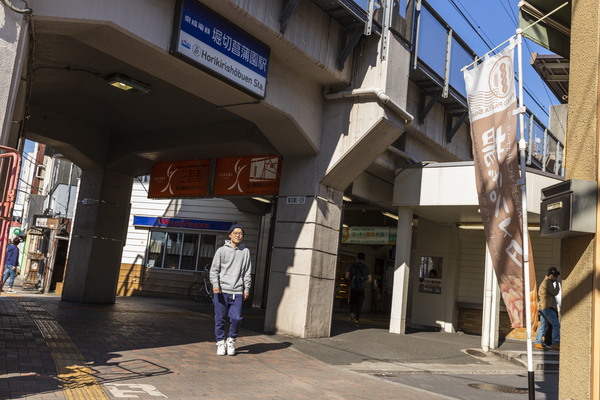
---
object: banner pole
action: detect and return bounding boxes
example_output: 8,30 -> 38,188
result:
516,28 -> 535,400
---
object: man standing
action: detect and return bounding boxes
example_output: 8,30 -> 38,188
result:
345,252 -> 371,327
534,267 -> 561,351
210,224 -> 252,356
1,238 -> 20,293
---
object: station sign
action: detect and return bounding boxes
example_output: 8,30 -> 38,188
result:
341,226 -> 397,245
171,0 -> 270,97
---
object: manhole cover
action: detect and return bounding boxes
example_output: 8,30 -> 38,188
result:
468,383 -> 528,394
465,349 -> 487,358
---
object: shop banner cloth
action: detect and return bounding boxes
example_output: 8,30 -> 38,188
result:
463,40 -> 538,329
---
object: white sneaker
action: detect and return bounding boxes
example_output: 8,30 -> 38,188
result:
226,337 -> 236,356
216,340 -> 226,356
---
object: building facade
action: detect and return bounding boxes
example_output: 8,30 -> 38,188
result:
0,0 -> 566,344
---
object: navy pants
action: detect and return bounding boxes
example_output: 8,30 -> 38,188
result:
213,292 -> 243,342
349,289 -> 365,321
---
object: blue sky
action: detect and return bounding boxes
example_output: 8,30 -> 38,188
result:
354,0 -> 559,125
426,0 -> 559,122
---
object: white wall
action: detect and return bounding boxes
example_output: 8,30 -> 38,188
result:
457,229 -> 561,305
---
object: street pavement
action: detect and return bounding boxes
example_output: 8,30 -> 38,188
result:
1,278 -> 558,399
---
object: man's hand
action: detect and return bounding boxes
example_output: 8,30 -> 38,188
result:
243,293 -> 249,301
213,287 -> 221,294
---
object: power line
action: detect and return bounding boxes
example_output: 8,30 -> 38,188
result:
447,0 -> 552,117
454,0 -> 496,48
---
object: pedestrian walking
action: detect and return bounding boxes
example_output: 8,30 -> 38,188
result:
345,252 -> 372,327
534,267 -> 561,351
2,238 -> 20,293
543,278 -> 562,348
210,224 -> 252,356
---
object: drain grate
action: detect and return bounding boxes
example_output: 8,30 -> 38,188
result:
465,349 -> 487,358
468,383 -> 528,394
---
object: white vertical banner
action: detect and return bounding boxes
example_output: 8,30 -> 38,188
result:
463,41 -> 538,329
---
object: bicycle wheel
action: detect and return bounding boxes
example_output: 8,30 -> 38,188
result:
188,282 -> 209,302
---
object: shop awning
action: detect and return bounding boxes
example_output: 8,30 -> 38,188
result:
393,162 -> 564,224
518,0 -> 571,59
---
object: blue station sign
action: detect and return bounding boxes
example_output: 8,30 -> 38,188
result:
171,0 -> 270,97
133,216 -> 233,232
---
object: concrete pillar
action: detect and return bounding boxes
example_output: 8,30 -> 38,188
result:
62,169 -> 132,303
489,268 -> 500,350
389,207 -> 413,334
0,8 -> 28,148
482,245 -> 494,351
264,157 -> 342,338
560,1 -> 599,398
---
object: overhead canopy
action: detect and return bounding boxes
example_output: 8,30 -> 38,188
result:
518,0 -> 571,59
530,53 -> 569,103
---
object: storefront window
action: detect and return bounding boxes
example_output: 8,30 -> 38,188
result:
147,231 -> 166,268
146,230 -> 217,271
418,256 -> 443,294
198,234 -> 216,271
180,233 -> 200,271
164,232 -> 183,269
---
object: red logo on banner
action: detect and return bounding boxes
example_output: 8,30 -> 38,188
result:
213,155 -> 281,196
148,160 -> 210,198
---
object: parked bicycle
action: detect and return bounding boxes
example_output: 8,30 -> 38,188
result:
188,265 -> 213,302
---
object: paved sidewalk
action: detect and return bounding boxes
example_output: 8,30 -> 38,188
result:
1,284 -> 559,399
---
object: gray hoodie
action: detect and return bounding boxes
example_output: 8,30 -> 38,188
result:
209,240 -> 252,294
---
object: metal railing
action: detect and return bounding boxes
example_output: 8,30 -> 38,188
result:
412,0 -> 565,177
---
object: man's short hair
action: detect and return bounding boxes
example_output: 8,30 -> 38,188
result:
357,252 -> 365,261
547,267 -> 560,277
12,238 -> 20,245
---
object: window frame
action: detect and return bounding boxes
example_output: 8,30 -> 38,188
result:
145,228 -> 218,271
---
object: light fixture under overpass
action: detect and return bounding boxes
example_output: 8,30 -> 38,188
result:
458,223 -> 540,231
106,74 -> 151,94
251,197 -> 271,204
343,196 -> 352,202
382,211 -> 398,220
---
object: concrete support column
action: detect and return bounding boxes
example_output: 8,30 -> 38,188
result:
264,158 -> 342,338
0,8 -> 28,147
389,207 -> 413,334
489,269 -> 500,350
482,245 -> 495,351
560,0 -> 599,398
62,169 -> 133,303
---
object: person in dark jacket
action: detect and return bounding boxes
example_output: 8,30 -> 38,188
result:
345,252 -> 372,327
534,267 -> 561,351
2,238 -> 20,293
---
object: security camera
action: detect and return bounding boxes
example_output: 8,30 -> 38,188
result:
361,208 -> 366,215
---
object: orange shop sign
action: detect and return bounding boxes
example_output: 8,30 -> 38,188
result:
213,155 -> 281,196
148,160 -> 210,198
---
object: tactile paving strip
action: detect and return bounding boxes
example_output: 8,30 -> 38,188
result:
21,301 -> 109,400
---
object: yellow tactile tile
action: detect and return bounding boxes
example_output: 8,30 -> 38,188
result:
23,304 -> 109,400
